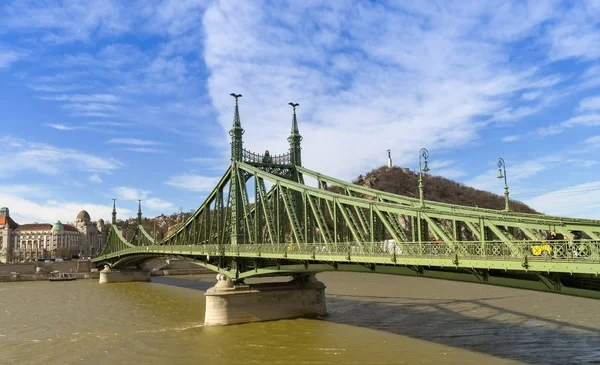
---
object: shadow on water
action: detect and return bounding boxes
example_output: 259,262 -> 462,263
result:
326,293 -> 600,365
151,276 -> 215,291
151,275 -> 600,364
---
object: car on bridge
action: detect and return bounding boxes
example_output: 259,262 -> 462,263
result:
531,242 -> 552,257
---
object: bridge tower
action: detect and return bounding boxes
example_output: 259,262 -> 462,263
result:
229,93 -> 244,246
136,200 -> 142,225
288,102 -> 302,167
111,198 -> 117,224
287,102 -> 308,243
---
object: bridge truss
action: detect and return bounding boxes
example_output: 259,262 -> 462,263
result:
94,96 -> 600,299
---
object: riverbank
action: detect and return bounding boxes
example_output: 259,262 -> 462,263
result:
0,272 -> 99,282
0,268 -> 212,282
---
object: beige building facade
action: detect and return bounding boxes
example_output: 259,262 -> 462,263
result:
0,207 -> 106,263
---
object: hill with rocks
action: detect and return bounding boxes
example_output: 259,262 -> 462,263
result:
352,165 -> 537,213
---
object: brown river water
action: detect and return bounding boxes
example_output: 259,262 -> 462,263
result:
0,272 -> 598,365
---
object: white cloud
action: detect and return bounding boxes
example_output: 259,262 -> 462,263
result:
501,135 -> 521,142
465,155 -> 563,193
1,1 -> 131,43
0,191 -> 128,224
201,1 -> 568,181
166,173 -> 220,192
112,186 -> 175,214
123,147 -> 166,153
521,91 -> 541,100
563,114 -> 600,127
86,121 -> 129,127
545,2 -> 600,62
61,102 -> 119,114
0,136 -> 122,176
584,135 -> 600,145
526,181 -> 600,219
578,96 -> 600,111
46,123 -> 82,131
145,198 -> 175,211
0,47 -> 26,68
107,138 -> 161,146
89,174 -> 103,183
535,114 -> 600,136
113,187 -> 149,200
40,93 -> 119,103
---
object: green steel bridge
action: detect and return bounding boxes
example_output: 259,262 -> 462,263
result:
93,95 -> 600,299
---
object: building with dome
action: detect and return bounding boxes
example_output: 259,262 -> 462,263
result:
0,207 -> 106,263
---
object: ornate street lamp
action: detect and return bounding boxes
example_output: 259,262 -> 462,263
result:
418,148 -> 430,206
497,157 -> 510,211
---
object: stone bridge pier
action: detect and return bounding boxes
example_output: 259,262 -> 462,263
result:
98,265 -> 151,284
204,274 -> 327,326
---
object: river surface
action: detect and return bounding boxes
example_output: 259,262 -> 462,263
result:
0,272 -> 599,365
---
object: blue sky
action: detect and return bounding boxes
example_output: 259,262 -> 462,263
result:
1,0 -> 600,224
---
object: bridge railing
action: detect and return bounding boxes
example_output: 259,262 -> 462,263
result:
228,240 -> 599,262
96,240 -> 600,264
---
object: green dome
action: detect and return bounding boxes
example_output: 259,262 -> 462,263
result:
0,207 -> 8,217
52,220 -> 64,231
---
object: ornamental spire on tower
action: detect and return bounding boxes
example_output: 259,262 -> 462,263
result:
287,102 -> 303,166
137,199 -> 142,225
111,198 -> 117,224
229,93 -> 244,162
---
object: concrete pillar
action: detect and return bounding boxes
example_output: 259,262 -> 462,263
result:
99,265 -> 151,284
204,274 -> 327,326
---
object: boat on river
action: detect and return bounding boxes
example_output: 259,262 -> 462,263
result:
49,272 -> 76,282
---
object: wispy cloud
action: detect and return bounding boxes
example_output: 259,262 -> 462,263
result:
578,96 -> 600,111
0,47 -> 26,69
89,174 -> 102,183
113,186 -> 149,200
86,121 -> 129,127
537,114 -> 600,136
501,135 -> 521,142
1,0 -> 131,43
106,138 -> 161,146
0,135 -> 122,176
526,181 -> 600,219
0,190 -> 127,224
40,93 -> 119,103
123,147 -> 166,153
521,91 -> 541,101
166,173 -> 220,192
201,1 -> 570,181
112,186 -> 174,213
584,135 -> 600,145
46,123 -> 83,131
465,154 -> 564,193
145,198 -> 175,211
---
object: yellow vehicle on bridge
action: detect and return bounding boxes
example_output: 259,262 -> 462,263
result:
531,241 -> 552,256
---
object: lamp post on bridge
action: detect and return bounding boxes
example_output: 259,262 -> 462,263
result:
418,148 -> 430,207
497,157 -> 510,211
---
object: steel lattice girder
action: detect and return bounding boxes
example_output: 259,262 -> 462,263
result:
92,162 -> 600,299
297,166 -> 600,239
